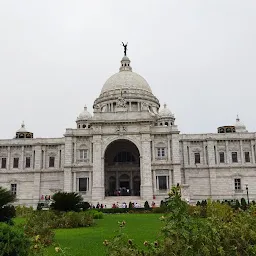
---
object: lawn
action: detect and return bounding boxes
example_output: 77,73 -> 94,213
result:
44,213 -> 163,256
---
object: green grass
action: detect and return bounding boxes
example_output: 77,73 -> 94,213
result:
45,213 -> 163,256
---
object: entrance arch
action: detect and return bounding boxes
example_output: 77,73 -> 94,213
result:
104,139 -> 140,196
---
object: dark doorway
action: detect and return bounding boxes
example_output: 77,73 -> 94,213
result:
104,139 -> 140,196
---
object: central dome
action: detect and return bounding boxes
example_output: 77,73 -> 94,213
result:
100,56 -> 152,94
101,71 -> 152,94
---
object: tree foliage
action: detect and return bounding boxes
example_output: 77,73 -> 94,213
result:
105,186 -> 256,256
0,186 -> 16,208
50,192 -> 83,212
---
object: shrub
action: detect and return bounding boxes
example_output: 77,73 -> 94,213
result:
241,197 -> 247,210
0,205 -> 16,223
88,210 -> 104,219
51,192 -> 83,212
79,201 -> 91,211
0,222 -> 30,256
16,205 -> 34,217
144,201 -> 150,210
24,211 -> 55,246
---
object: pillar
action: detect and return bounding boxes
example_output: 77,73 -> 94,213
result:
7,146 -> 10,170
64,136 -> 73,192
251,140 -> 255,164
171,134 -> 181,185
21,146 -> 24,170
32,173 -> 41,209
73,172 -> 76,192
92,135 -> 104,201
140,134 -> 153,200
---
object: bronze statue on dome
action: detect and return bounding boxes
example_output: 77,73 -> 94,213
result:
122,42 -> 128,56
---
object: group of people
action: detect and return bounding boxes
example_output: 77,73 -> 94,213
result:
112,201 -> 141,208
90,202 -> 106,209
40,195 -> 51,201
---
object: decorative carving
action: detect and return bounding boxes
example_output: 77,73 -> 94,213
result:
116,96 -> 127,108
116,125 -> 127,135
94,104 -> 101,113
141,102 -> 149,111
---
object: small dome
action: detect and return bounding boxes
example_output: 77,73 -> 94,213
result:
17,121 -> 28,133
77,105 -> 92,121
159,104 -> 174,118
234,115 -> 247,133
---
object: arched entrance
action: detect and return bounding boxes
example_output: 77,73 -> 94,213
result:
104,139 -> 140,196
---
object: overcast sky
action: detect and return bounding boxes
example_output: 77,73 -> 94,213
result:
0,0 -> 255,139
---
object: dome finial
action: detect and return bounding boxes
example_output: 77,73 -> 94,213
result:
84,105 -> 87,111
21,121 -> 25,128
164,103 -> 167,108
236,114 -> 240,122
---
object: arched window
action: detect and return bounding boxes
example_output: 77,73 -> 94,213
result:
165,122 -> 168,126
114,151 -> 135,163
82,124 -> 86,128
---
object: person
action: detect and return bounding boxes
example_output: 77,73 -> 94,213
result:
96,202 -> 100,208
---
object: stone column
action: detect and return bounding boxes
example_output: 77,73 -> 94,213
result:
167,136 -> 171,162
225,140 -> 229,164
21,146 -> 24,170
251,140 -> 255,164
169,169 -> 172,188
92,135 -> 104,201
140,134 -> 153,200
152,137 -> 155,161
171,134 -> 181,185
73,172 -> 76,192
153,170 -> 156,194
206,140 -> 216,197
74,138 -> 77,163
64,137 -> 73,192
32,173 -> 41,209
239,140 -> 243,164
34,146 -> 41,170
7,146 -> 11,170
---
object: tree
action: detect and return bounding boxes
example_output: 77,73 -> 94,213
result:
0,186 -> 16,208
0,186 -> 16,222
144,201 -> 150,209
50,192 -> 83,212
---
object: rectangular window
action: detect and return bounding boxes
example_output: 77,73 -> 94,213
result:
219,152 -> 225,163
13,158 -> 19,168
49,157 -> 55,167
194,153 -> 200,164
234,178 -> 241,191
79,149 -> 88,161
232,152 -> 238,163
157,148 -> 165,158
158,176 -> 167,190
244,152 -> 250,163
1,158 -> 6,169
25,157 -> 31,168
11,184 -> 17,195
79,178 -> 88,192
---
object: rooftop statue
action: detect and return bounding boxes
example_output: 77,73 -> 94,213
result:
122,42 -> 128,56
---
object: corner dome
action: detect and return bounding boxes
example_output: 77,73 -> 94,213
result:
100,56 -> 152,94
234,115 -> 247,133
77,105 -> 92,121
159,104 -> 174,118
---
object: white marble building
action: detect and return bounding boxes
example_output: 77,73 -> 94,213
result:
0,53 -> 255,207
